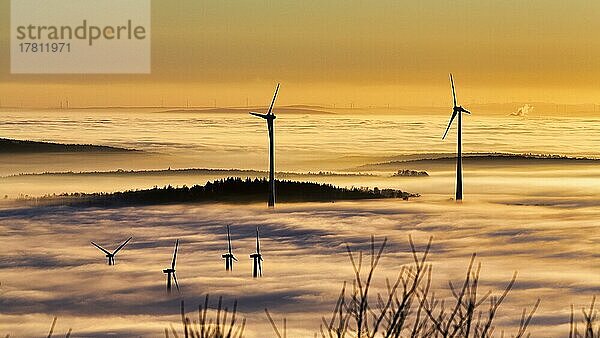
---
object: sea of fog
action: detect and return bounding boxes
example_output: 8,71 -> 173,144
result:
0,109 -> 598,337
0,108 -> 599,173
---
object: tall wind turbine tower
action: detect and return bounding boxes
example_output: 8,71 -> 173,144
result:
221,225 -> 237,271
162,239 -> 180,293
249,227 -> 263,278
250,83 -> 280,207
442,74 -> 471,201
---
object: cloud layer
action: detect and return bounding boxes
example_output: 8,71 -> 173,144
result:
1,194 -> 598,337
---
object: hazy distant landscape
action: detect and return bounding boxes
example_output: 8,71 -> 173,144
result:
156,105 -> 337,116
0,109 -> 598,337
0,138 -> 136,153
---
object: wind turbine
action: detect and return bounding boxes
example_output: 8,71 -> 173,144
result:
442,74 -> 471,201
90,237 -> 132,265
221,225 -> 237,271
162,239 -> 180,293
249,227 -> 263,278
250,83 -> 280,207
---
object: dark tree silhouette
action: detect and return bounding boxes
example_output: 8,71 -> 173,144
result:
31,177 -> 418,207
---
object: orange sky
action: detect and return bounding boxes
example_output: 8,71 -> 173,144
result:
1,0 -> 599,107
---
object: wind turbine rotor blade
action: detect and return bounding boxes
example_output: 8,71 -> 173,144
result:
227,225 -> 232,254
267,83 -> 280,115
462,108 -> 471,114
258,260 -> 263,276
171,239 -> 179,270
450,74 -> 457,107
442,111 -> 457,140
173,273 -> 180,292
232,256 -> 238,261
91,242 -> 111,255
113,236 -> 132,255
250,112 -> 268,119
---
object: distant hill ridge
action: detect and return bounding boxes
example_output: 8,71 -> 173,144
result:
355,152 -> 600,170
0,138 -> 138,153
6,168 -> 374,178
156,106 -> 336,115
387,152 -> 599,162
